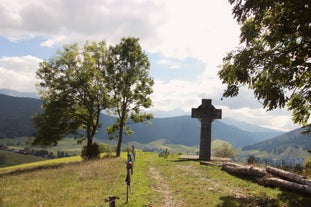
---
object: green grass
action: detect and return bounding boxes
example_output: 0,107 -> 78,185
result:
1,152 -> 311,206
0,150 -> 47,167
0,156 -> 83,178
237,146 -> 310,161
1,157 -> 125,207
149,154 -> 311,207
0,137 -> 83,156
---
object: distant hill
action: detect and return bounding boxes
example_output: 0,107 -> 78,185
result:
0,88 -> 38,99
0,94 -> 42,138
0,91 -> 286,147
222,117 -> 284,139
242,127 -> 311,154
96,114 -> 283,147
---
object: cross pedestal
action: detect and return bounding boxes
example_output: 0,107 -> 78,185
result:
191,99 -> 222,161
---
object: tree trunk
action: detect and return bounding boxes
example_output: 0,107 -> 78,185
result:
221,163 -> 311,195
87,135 -> 93,159
116,121 -> 124,157
266,166 -> 311,186
86,123 -> 93,159
221,162 -> 268,178
260,176 -> 311,195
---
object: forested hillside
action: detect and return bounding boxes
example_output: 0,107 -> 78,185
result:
243,127 -> 311,154
0,94 -> 42,138
96,115 -> 281,147
0,93 -> 284,148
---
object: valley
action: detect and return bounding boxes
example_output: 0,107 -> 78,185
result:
0,91 -> 310,171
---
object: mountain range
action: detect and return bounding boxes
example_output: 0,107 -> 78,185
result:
243,127 -> 311,153
1,88 -> 308,151
0,93 -> 42,138
96,115 -> 282,147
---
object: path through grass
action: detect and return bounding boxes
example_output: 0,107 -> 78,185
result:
1,152 -> 311,206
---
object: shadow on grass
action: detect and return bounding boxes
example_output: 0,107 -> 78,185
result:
168,159 -> 197,163
217,191 -> 311,207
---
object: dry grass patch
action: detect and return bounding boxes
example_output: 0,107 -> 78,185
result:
0,157 -> 125,207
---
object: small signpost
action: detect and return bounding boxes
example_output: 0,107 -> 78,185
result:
191,99 -> 222,161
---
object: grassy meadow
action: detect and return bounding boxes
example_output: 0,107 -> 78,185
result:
1,152 -> 311,207
0,150 -> 47,167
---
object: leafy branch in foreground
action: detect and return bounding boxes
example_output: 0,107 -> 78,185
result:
219,0 -> 310,130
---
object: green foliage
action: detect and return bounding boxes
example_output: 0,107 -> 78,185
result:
33,40 -> 110,159
98,143 -> 112,154
106,37 -> 154,157
81,142 -> 100,160
213,143 -> 236,158
247,155 -> 257,165
219,0 -> 311,129
33,37 -> 154,159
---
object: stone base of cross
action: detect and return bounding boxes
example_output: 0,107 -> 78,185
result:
191,99 -> 222,161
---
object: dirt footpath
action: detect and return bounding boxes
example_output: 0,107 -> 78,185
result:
148,167 -> 181,207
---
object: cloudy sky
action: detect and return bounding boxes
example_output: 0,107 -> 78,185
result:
0,0 -> 300,131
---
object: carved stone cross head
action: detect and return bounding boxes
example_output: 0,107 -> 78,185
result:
191,99 -> 222,123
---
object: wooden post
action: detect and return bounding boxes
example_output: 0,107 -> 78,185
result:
105,196 -> 119,207
125,162 -> 131,204
126,183 -> 129,203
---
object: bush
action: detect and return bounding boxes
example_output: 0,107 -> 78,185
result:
98,143 -> 112,154
304,157 -> 311,177
213,143 -> 236,158
81,142 -> 101,160
247,155 -> 257,165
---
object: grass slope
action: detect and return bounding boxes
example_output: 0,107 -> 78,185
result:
0,150 -> 47,167
1,152 -> 311,206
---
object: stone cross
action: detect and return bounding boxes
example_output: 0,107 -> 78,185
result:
191,99 -> 222,161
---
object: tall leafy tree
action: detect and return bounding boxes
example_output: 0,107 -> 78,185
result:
33,41 -> 110,159
218,0 -> 310,130
106,37 -> 154,157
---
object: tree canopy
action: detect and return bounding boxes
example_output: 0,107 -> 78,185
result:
33,37 -> 153,159
218,0 -> 310,130
33,41 -> 110,159
106,37 -> 154,157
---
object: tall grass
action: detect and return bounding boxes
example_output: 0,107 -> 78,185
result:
1,152 -> 311,207
1,157 -> 125,207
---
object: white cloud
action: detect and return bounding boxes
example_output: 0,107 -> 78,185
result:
0,0 -> 301,131
152,1 -> 240,62
40,35 -> 70,48
220,106 -> 300,131
0,56 -> 41,92
0,0 -> 165,46
157,59 -> 181,69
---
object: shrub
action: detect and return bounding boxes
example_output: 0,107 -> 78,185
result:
304,157 -> 311,177
213,143 -> 236,158
247,155 -> 257,165
98,143 -> 112,154
81,142 -> 100,160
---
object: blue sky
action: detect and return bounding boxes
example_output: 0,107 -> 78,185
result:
0,0 -> 300,131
